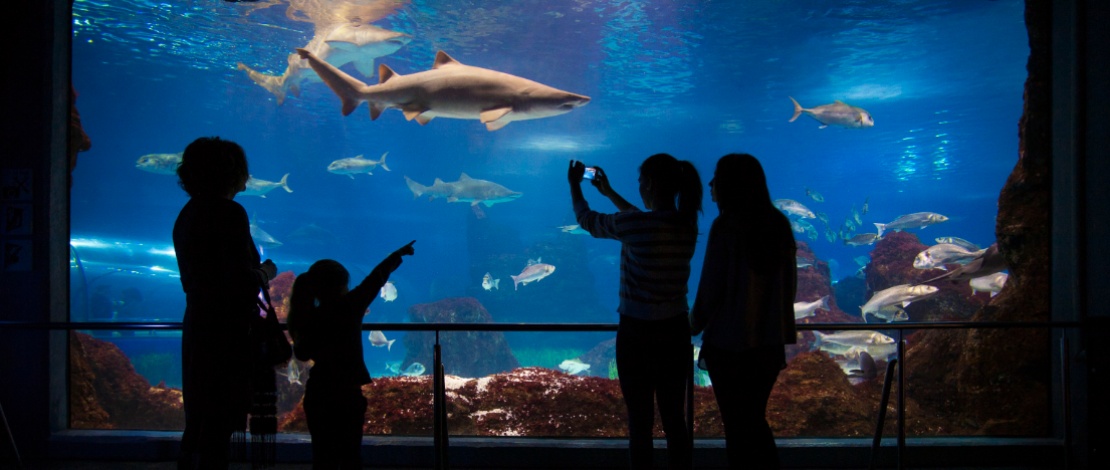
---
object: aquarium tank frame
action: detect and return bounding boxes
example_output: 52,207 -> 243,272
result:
1,0 -> 1109,468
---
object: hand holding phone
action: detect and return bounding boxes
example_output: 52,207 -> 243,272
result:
583,167 -> 598,180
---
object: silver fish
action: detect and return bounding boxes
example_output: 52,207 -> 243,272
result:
482,272 -> 500,291
861,284 -> 939,320
135,152 -> 183,175
919,243 -> 1007,285
368,330 -> 395,351
913,244 -> 987,271
774,199 -> 816,218
240,174 -> 293,198
379,281 -> 397,302
402,362 -> 426,377
511,258 -> 556,290
844,233 -> 881,246
873,212 -> 949,237
805,187 -> 825,202
328,152 -> 390,178
789,97 -> 874,129
969,272 -> 1008,297
558,359 -> 591,375
812,330 -> 896,360
297,49 -> 590,131
793,295 -> 829,320
934,237 -> 981,251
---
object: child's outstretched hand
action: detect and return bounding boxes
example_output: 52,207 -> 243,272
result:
397,240 -> 416,257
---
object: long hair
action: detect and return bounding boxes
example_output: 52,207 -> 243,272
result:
176,136 -> 249,198
713,153 -> 795,269
286,259 -> 349,361
640,153 -> 702,225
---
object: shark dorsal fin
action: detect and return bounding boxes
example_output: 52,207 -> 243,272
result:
433,51 -> 462,69
354,154 -> 365,160
379,64 -> 398,84
434,178 -> 445,185
458,173 -> 472,181
834,100 -> 847,105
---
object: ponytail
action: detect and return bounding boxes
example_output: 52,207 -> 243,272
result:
675,160 -> 703,225
640,153 -> 702,226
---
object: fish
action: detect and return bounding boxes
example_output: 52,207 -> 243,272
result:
368,330 -> 396,351
789,97 -> 875,129
918,243 -> 1006,285
861,197 -> 870,215
816,212 -> 830,225
238,23 -> 410,105
840,350 -> 878,382
796,257 -> 814,269
511,258 -> 556,290
935,237 -> 981,251
379,281 -> 397,302
240,174 -> 293,198
296,48 -> 591,131
277,360 -> 304,385
873,212 -> 949,237
844,233 -> 881,246
249,217 -> 282,250
913,244 -> 987,271
404,173 -> 522,207
385,361 -> 402,376
328,152 -> 390,178
558,224 -> 590,235
853,256 -> 871,266
824,228 -> 838,243
793,295 -> 829,320
867,304 -> 909,323
558,359 -> 591,375
774,199 -> 816,218
812,330 -> 896,359
969,272 -> 1008,297
805,187 -> 825,202
482,272 -> 500,291
861,284 -> 939,321
402,362 -> 426,377
851,206 -> 863,226
135,152 -> 183,175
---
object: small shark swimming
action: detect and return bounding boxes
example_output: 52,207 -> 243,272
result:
296,48 -> 590,130
239,22 -> 410,105
404,173 -> 522,207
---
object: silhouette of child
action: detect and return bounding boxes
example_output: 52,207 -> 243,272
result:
287,241 -> 415,469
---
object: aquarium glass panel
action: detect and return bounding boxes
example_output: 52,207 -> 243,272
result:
70,0 -> 1045,438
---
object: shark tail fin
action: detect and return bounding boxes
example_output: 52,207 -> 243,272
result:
819,295 -> 829,311
404,176 -> 425,198
874,222 -> 885,238
279,173 -> 293,193
295,48 -> 365,116
386,339 -> 395,352
378,152 -> 390,172
789,96 -> 804,122
238,62 -> 288,105
511,274 -> 520,290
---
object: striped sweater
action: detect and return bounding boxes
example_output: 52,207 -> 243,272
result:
575,199 -> 698,321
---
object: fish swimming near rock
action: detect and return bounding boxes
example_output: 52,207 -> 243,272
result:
368,330 -> 396,351
793,295 -> 829,320
969,272 -> 1008,297
935,237 -> 981,251
328,152 -> 390,178
918,243 -> 1006,285
873,212 -> 949,237
812,330 -> 897,361
238,23 -> 410,105
404,173 -> 522,207
868,304 -> 909,323
379,281 -> 397,302
913,243 -> 987,271
402,362 -> 426,377
844,233 -> 882,247
296,48 -> 590,131
249,217 -> 282,251
860,284 -> 939,322
558,358 -> 591,375
135,152 -> 183,175
482,272 -> 500,291
511,258 -> 556,290
240,174 -> 293,198
774,199 -> 816,219
789,97 -> 874,129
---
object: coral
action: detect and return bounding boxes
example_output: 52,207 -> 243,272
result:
267,270 -> 296,323
69,332 -> 184,430
403,297 -> 520,377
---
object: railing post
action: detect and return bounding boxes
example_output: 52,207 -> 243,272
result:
868,358 -> 899,470
1061,335 -> 1071,470
433,329 -> 448,469
897,334 -> 906,470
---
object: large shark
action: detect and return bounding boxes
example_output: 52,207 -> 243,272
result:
296,48 -> 591,131
238,23 -> 410,105
404,173 -> 522,207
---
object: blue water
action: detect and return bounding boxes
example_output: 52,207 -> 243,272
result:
69,0 -> 1028,381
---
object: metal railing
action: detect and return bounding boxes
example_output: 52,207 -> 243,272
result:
0,319 -> 1081,469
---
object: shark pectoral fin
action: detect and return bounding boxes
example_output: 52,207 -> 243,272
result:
348,174 -> 355,180
370,104 -> 384,121
480,107 -> 513,124
485,119 -> 511,131
415,114 -> 434,125
483,200 -> 495,207
447,196 -> 459,203
819,124 -> 829,129
471,201 -> 480,207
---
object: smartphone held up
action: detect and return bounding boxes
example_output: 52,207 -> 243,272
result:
583,167 -> 598,180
